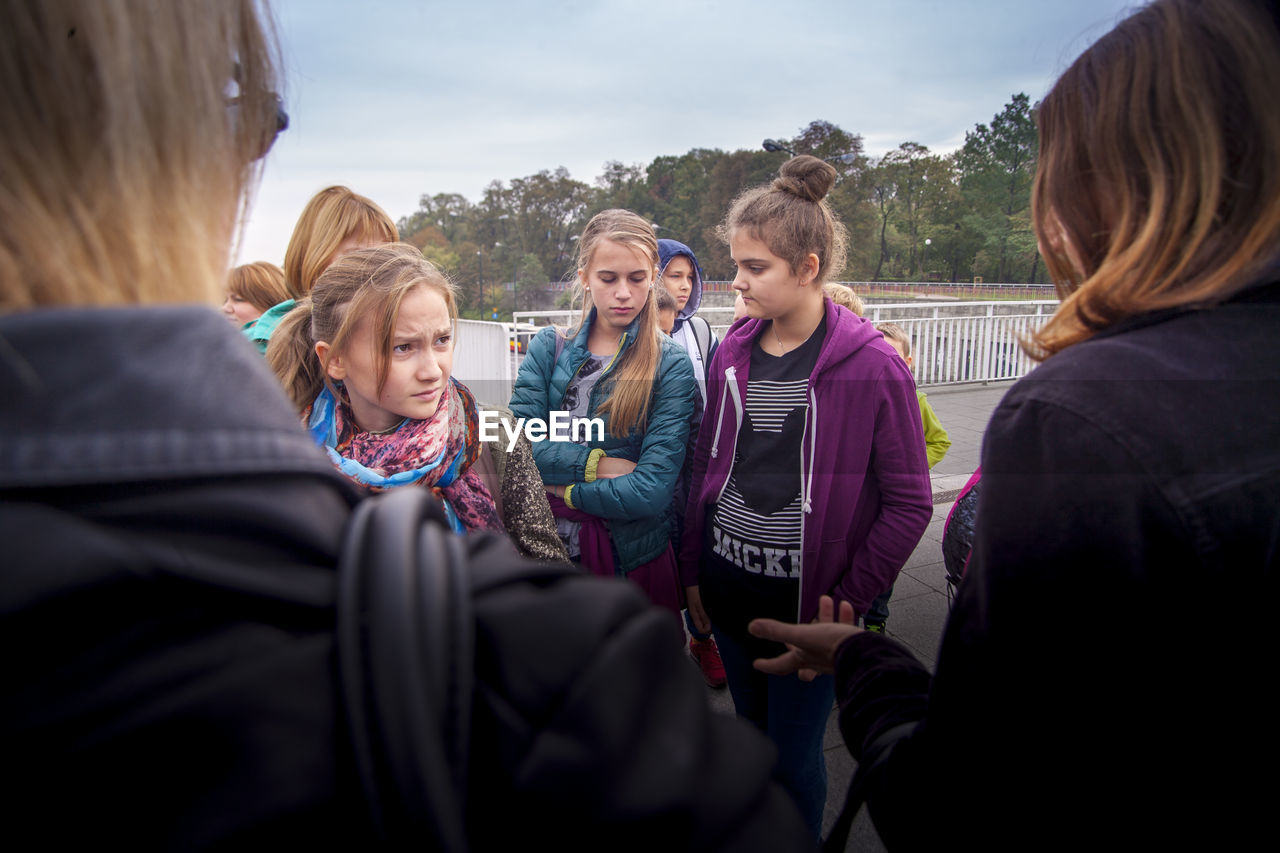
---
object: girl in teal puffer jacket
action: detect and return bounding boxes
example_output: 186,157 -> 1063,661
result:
509,209 -> 697,616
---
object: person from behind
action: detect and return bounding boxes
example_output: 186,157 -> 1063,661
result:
0,2 -> 812,848
223,260 -> 290,329
267,243 -> 566,562
678,155 -> 933,837
247,185 -> 397,353
750,1 -> 1280,848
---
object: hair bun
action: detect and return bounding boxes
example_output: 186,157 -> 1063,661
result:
773,155 -> 837,203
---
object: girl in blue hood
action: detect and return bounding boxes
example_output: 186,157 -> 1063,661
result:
678,156 -> 932,837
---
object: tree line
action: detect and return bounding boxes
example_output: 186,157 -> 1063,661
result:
396,93 -> 1042,319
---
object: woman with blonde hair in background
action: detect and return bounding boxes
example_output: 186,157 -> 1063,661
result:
0,2 -> 811,849
752,1 -> 1280,848
246,184 -> 397,353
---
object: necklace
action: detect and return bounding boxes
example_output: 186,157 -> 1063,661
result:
772,322 -> 788,355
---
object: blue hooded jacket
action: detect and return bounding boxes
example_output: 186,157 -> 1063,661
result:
658,239 -> 718,405
657,239 -> 705,332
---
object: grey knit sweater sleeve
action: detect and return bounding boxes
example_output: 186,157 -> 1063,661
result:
497,427 -> 570,563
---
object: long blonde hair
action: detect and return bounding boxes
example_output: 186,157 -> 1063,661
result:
267,244 -> 457,412
0,0 -> 281,311
1029,0 -> 1280,358
281,186 -> 398,299
568,209 -> 662,437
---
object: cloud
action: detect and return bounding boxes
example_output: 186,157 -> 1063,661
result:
237,0 -> 1133,265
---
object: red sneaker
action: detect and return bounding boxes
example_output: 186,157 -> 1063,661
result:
689,636 -> 727,688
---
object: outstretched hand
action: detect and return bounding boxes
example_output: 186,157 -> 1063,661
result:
750,595 -> 861,681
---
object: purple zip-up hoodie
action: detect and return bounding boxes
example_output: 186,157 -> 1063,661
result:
677,298 -> 933,621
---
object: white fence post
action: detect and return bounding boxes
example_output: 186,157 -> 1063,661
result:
454,319 -> 514,407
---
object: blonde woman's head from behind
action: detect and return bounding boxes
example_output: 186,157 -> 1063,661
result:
0,0 -> 282,311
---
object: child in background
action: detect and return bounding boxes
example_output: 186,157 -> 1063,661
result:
509,209 -> 696,615
863,321 -> 951,633
655,286 -> 679,335
658,239 -> 719,406
823,281 -> 865,316
267,243 -> 565,562
223,261 -> 290,330
679,156 -> 932,837
877,322 -> 951,466
657,238 -> 727,687
247,185 -> 397,353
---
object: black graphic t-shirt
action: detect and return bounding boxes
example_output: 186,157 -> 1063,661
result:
701,317 -> 826,651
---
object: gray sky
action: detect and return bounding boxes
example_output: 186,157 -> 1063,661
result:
235,0 -> 1136,266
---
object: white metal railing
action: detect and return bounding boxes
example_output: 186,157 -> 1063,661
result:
454,319 -> 513,406
701,280 -> 1059,300
513,309 -> 582,330
508,301 -> 1059,388
863,301 -> 1057,386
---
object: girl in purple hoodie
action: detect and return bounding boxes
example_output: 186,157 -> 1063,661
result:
678,155 -> 932,837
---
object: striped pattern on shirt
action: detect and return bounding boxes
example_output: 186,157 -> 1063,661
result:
712,377 -> 809,552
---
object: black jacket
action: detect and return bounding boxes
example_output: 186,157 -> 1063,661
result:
834,281 -> 1280,850
0,306 -> 808,850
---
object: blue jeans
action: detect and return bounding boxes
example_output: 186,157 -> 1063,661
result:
866,584 -> 894,626
713,627 -> 834,839
684,608 -> 711,641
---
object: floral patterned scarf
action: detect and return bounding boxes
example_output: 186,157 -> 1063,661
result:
305,378 -> 504,534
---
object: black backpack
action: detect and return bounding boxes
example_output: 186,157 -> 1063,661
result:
337,487 -> 571,850
941,467 -> 982,603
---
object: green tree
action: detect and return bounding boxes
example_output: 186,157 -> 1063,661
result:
593,161 -> 651,217
866,157 -> 899,280
645,148 -> 723,270
698,149 -> 785,278
398,192 -> 474,246
513,252 -> 546,312
957,93 -> 1039,281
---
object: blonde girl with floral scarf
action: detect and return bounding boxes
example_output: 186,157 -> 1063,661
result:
268,243 -> 565,562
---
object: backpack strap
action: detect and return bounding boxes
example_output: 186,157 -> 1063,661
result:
337,488 -> 472,851
690,316 -> 712,368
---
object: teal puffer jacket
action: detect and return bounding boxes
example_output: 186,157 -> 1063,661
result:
508,310 -> 696,572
